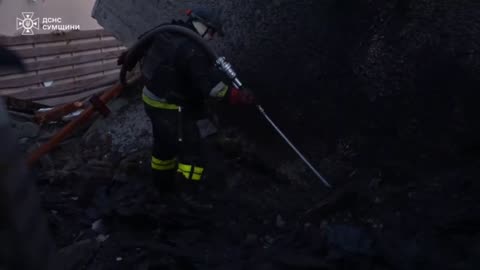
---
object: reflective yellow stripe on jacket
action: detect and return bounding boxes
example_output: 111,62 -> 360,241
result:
143,94 -> 179,110
209,81 -> 229,98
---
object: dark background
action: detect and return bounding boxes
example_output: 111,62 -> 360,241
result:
224,0 -> 480,179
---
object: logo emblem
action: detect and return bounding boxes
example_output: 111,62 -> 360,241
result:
16,12 -> 40,35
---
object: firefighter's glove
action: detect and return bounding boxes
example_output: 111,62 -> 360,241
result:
229,87 -> 256,105
117,51 -> 127,66
117,50 -> 136,72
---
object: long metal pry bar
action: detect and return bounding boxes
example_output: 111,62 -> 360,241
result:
257,105 -> 332,188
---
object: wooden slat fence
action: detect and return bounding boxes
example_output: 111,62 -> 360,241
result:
0,29 -> 126,106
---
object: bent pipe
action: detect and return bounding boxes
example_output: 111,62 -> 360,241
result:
27,82 -> 129,167
120,25 -> 242,88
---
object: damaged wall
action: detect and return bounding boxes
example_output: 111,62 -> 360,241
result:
92,0 -> 480,181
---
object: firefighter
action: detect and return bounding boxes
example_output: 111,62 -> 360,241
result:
119,7 -> 256,192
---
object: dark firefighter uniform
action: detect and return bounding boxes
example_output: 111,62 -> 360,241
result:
135,20 -> 254,191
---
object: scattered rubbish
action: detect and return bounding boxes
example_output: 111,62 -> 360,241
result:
42,81 -> 54,87
62,110 -> 84,122
27,80 -> 140,166
91,219 -> 107,234
263,235 -> 275,248
196,118 -> 218,138
324,224 -> 374,256
35,102 -> 84,125
244,233 -> 258,246
273,253 -> 330,269
58,239 -> 98,269
12,121 -> 40,138
37,108 -> 54,113
303,181 -> 357,218
96,234 -> 109,242
376,232 -> 424,270
276,214 -> 286,228
369,177 -> 383,190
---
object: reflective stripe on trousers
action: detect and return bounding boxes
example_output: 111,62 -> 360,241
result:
177,163 -> 204,181
151,156 -> 176,171
151,156 -> 204,181
145,87 -> 204,181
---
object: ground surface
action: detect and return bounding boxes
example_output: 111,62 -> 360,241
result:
26,92 -> 479,270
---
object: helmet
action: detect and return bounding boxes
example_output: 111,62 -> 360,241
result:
186,7 -> 224,36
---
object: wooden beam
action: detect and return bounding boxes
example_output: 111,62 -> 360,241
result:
12,73 -> 119,100
0,50 -> 125,76
15,39 -> 122,59
0,62 -> 119,88
0,29 -> 114,46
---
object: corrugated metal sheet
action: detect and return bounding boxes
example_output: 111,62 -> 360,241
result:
0,29 -> 126,106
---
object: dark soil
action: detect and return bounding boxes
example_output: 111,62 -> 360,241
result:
32,95 -> 480,270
